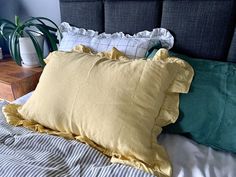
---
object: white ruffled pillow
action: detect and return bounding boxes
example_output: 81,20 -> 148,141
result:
58,22 -> 99,51
58,22 -> 174,58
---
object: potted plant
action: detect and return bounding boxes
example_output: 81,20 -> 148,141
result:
0,16 -> 61,67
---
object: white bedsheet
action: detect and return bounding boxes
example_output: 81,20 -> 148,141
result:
13,92 -> 236,177
159,135 -> 236,177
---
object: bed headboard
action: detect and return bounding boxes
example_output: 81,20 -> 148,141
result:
60,0 -> 236,62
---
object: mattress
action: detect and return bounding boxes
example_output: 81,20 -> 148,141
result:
0,92 -> 234,177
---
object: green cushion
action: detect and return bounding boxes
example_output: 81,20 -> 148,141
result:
145,43 -> 162,59
163,52 -> 236,153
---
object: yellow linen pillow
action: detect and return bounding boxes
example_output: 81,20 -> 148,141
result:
44,45 -> 129,64
4,51 -> 193,177
72,44 -> 130,60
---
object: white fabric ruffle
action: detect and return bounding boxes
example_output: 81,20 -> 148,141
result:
58,22 -> 174,49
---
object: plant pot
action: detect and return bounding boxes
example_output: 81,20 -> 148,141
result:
19,35 -> 44,68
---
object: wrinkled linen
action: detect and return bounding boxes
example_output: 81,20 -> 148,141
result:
0,100 -> 154,177
11,92 -> 236,177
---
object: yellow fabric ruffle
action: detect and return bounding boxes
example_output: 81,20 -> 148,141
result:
44,45 -> 129,64
72,44 -> 93,54
2,48 -> 194,177
152,48 -> 194,126
2,104 -> 74,139
153,48 -> 194,93
72,44 -> 130,60
2,103 -> 170,177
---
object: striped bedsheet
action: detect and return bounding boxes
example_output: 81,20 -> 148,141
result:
0,101 -> 154,177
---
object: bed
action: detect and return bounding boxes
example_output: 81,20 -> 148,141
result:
1,0 -> 236,177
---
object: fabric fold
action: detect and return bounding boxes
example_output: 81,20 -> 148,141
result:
2,48 -> 194,177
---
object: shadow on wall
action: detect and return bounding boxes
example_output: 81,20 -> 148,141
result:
0,37 -> 9,55
0,0 -> 19,20
0,0 -> 61,56
0,0 -> 19,54
17,0 -> 61,24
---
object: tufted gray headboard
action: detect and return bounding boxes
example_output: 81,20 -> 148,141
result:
60,0 -> 236,62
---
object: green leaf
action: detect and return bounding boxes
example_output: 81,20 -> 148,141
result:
0,19 -> 17,41
0,23 -> 15,40
25,30 -> 45,67
25,17 -> 61,39
34,24 -> 58,51
24,29 -> 42,36
0,16 -> 60,67
0,19 -> 16,27
9,31 -> 21,65
15,16 -> 20,26
34,19 -> 57,32
16,24 -> 25,37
